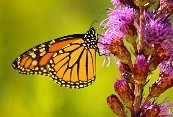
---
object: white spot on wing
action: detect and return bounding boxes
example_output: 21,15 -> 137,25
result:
32,60 -> 38,66
59,50 -> 63,54
40,51 -> 46,56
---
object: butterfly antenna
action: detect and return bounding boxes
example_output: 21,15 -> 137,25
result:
90,20 -> 98,28
90,9 -> 107,29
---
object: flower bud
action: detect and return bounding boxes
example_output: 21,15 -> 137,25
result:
142,41 -> 155,55
158,0 -> 173,15
117,61 -> 135,89
149,43 -> 171,71
147,57 -> 173,99
125,23 -> 138,44
109,38 -> 132,65
133,55 -> 149,84
148,72 -> 173,98
114,79 -> 134,108
107,94 -> 126,117
140,105 -> 160,117
134,0 -> 154,7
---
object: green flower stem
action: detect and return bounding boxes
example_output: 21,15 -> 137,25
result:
138,6 -> 145,54
134,83 -> 143,116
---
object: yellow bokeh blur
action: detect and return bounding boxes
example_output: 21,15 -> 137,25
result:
0,0 -> 173,117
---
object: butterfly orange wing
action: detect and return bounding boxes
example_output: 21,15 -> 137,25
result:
12,28 -> 98,88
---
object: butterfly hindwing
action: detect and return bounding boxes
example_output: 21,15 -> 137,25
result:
12,28 -> 98,89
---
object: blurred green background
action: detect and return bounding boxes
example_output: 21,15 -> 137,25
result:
0,0 -> 173,117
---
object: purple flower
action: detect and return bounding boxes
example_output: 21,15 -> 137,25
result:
99,7 -> 137,56
111,0 -> 121,6
111,0 -> 138,9
102,7 -> 136,38
144,13 -> 173,45
160,55 -> 173,78
103,0 -> 173,116
141,100 -> 173,117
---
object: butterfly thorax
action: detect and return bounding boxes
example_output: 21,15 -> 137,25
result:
83,27 -> 98,51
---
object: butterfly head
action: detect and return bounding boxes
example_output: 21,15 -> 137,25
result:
84,27 -> 98,50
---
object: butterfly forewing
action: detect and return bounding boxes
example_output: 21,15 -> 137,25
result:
12,28 -> 97,89
12,36 -> 82,75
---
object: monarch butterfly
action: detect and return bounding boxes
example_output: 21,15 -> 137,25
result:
12,27 -> 98,89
